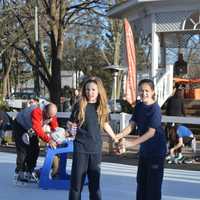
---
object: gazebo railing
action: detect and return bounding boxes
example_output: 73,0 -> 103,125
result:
156,64 -> 174,107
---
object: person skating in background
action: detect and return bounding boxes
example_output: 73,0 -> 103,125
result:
116,79 -> 166,200
68,77 -> 117,200
166,124 -> 196,164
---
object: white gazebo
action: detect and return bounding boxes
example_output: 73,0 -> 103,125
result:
108,0 -> 200,106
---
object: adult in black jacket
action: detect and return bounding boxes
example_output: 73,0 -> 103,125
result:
165,88 -> 185,116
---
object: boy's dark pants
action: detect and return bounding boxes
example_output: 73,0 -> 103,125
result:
13,120 -> 39,173
69,152 -> 102,200
136,156 -> 165,200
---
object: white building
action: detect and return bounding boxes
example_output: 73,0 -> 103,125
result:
108,0 -> 200,106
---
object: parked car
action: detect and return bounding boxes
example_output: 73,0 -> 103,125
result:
5,92 -> 49,110
8,92 -> 36,100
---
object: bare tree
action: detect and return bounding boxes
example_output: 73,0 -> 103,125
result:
1,0 -> 107,106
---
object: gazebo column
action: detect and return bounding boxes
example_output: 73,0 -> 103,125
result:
160,32 -> 166,68
151,14 -> 160,81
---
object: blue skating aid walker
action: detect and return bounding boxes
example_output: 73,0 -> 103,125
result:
39,140 -> 73,190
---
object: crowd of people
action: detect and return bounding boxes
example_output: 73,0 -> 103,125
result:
0,74 -> 198,200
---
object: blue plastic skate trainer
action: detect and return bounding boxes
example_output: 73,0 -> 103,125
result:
39,141 -> 73,190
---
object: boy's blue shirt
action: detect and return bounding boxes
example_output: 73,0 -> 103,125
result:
177,125 -> 193,138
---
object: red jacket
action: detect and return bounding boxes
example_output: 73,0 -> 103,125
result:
31,107 -> 58,143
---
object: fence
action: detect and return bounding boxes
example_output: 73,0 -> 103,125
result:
6,111 -> 200,154
7,111 -> 200,129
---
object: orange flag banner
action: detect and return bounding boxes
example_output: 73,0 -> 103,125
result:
124,18 -> 137,105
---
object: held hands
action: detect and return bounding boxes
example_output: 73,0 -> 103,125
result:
116,132 -> 124,141
112,133 -> 126,155
112,132 -> 124,143
113,138 -> 126,155
112,135 -> 119,143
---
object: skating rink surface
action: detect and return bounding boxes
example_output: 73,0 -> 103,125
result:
0,152 -> 199,200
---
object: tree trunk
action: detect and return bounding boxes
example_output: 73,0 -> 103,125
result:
2,49 -> 15,99
48,0 -> 65,107
49,56 -> 62,106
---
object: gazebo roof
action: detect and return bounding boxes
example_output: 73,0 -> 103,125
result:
108,0 -> 157,18
108,0 -> 200,19
108,0 -> 200,48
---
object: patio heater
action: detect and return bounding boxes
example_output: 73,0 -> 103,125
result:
105,65 -> 127,112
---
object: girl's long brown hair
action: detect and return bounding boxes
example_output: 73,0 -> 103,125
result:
78,77 -> 109,128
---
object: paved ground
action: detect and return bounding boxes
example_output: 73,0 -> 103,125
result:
0,152 -> 200,200
1,144 -> 200,171
102,152 -> 200,171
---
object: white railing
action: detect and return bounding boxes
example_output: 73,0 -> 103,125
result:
115,112 -> 200,127
8,111 -> 200,132
137,65 -> 173,107
156,64 -> 174,107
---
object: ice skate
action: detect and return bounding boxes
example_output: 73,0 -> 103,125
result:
14,171 -> 28,186
174,154 -> 184,164
165,155 -> 171,161
25,172 -> 39,184
167,155 -> 175,164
